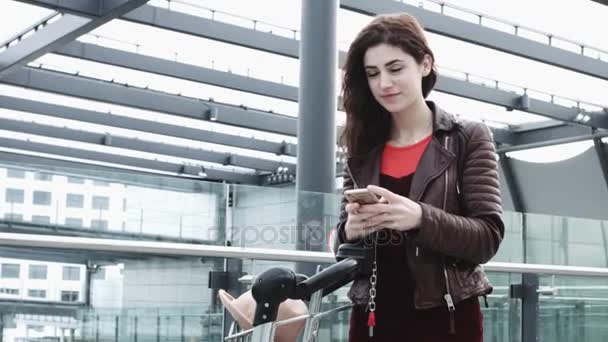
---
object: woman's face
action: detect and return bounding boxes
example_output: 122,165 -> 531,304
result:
363,43 -> 431,114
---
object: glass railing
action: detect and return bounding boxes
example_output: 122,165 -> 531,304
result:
1,161 -> 608,342
1,237 -> 607,342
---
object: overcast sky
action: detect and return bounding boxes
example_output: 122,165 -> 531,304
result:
1,0 -> 607,172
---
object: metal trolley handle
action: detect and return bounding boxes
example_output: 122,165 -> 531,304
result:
250,243 -> 371,327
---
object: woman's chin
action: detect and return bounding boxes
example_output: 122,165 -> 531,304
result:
381,102 -> 408,114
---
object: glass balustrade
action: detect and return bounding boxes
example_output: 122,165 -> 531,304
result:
1,161 -> 607,342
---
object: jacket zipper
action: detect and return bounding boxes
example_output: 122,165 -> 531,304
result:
442,135 -> 456,334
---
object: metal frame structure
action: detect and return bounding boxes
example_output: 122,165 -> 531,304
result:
3,232 -> 608,277
1,0 -> 607,184
1,3 -> 607,341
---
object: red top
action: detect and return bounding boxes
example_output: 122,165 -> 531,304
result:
380,134 -> 432,178
348,136 -> 483,342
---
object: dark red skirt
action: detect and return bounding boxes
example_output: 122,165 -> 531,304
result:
348,296 -> 483,342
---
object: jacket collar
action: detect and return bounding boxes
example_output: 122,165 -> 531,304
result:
345,101 -> 457,199
428,101 -> 456,133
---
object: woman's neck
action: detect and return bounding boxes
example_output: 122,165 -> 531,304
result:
389,100 -> 433,146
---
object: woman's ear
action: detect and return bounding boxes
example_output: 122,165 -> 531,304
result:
421,54 -> 433,77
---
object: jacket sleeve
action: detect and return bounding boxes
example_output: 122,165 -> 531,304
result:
334,162 -> 361,257
413,122 -> 504,264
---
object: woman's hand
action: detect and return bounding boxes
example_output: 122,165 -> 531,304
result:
355,185 -> 423,232
344,201 -> 386,241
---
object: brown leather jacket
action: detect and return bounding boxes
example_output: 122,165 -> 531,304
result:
334,102 -> 504,310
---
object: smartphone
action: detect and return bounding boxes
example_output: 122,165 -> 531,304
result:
344,188 -> 379,204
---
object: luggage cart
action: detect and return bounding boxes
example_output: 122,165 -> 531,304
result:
224,243 -> 371,342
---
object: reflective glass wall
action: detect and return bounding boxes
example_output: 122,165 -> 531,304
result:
1,162 -> 607,342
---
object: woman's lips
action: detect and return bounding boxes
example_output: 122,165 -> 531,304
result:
380,93 -> 400,99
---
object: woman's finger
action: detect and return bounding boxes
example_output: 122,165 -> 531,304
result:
345,202 -> 360,214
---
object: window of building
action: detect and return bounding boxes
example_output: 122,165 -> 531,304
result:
5,188 -> 24,203
31,215 -> 51,224
65,217 -> 83,227
29,265 -> 47,280
33,191 -> 52,205
60,290 -> 79,302
27,325 -> 44,333
34,172 -> 53,181
1,264 -> 20,278
28,289 -> 47,298
4,213 -> 23,221
66,194 -> 84,208
6,168 -> 25,178
91,219 -> 108,230
0,288 -> 19,295
92,268 -> 106,280
67,176 -> 84,184
62,266 -> 80,281
93,180 -> 110,186
92,196 -> 110,210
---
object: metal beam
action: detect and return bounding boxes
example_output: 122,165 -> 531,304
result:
0,151 -> 223,193
0,136 -> 260,184
0,297 -> 85,317
340,0 -> 608,81
0,117 -> 296,174
594,138 -> 608,192
436,76 -> 608,129
0,95 -> 296,157
11,66 -> 606,154
108,10 -> 608,129
0,245 -> 142,265
14,0 -> 102,16
498,153 -> 525,213
1,0 -> 150,78
0,67 -> 516,149
53,40 -> 607,131
18,2 -> 608,125
0,218 -> 216,245
123,5 -> 299,58
65,42 -> 602,148
56,41 -> 299,102
16,2 -> 300,57
1,67 -> 297,136
498,125 -> 608,153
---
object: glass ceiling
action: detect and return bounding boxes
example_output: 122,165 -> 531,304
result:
0,1 -> 55,45
1,0 -> 608,169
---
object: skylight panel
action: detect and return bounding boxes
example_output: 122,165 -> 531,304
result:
427,92 -> 551,127
443,0 -> 608,53
337,3 -> 608,108
0,1 -> 55,46
32,54 -> 299,117
0,130 -> 260,175
85,19 -> 300,86
150,0 -> 302,37
0,108 -> 297,164
506,140 -> 594,163
0,84 -> 297,145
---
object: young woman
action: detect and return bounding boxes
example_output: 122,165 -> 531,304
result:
335,13 -> 504,341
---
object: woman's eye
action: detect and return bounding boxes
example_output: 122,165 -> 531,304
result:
366,72 -> 379,78
390,67 -> 403,73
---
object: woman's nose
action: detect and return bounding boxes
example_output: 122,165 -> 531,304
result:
379,72 -> 392,88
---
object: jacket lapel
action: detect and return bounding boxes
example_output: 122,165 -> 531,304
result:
409,103 -> 457,201
408,136 -> 455,201
345,101 -> 457,200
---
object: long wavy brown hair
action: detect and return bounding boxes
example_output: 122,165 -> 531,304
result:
340,14 -> 437,157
